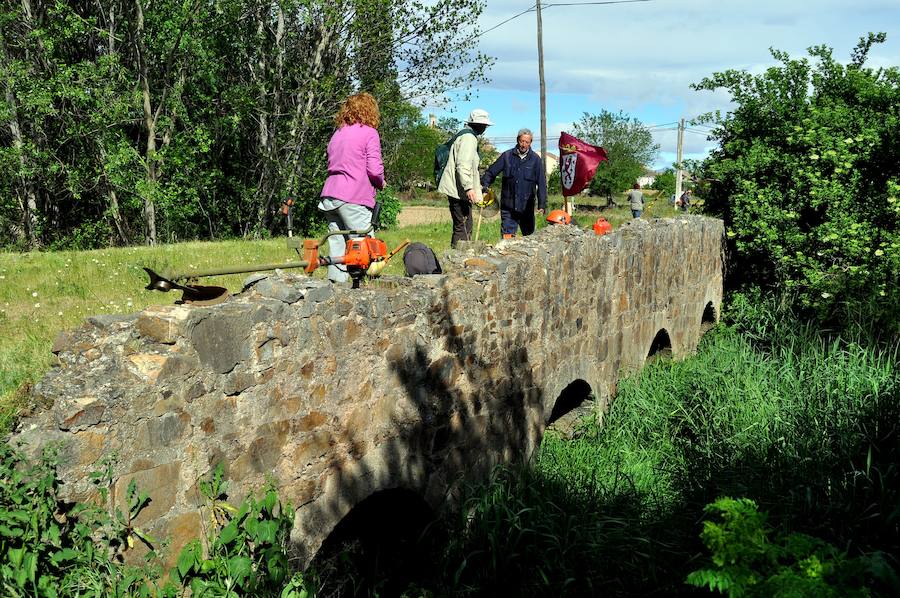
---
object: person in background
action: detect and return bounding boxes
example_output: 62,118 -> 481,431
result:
438,108 -> 492,247
480,128 -> 547,239
626,182 -> 644,219
319,92 -> 386,283
679,189 -> 692,212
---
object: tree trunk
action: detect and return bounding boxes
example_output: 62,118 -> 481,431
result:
265,19 -> 338,232
250,2 -> 286,237
98,145 -> 128,244
135,0 -> 157,245
1,38 -> 39,249
132,0 -> 199,245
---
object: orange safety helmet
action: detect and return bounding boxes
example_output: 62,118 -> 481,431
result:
592,217 -> 612,236
546,209 -> 572,225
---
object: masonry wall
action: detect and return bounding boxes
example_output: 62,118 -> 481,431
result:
11,217 -> 724,566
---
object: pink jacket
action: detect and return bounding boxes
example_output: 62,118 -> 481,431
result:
320,123 -> 385,207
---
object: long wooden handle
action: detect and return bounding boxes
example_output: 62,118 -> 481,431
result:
385,239 -> 411,263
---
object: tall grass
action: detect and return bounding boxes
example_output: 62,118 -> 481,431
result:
413,311 -> 900,596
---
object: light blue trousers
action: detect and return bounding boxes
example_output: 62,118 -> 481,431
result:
318,198 -> 374,283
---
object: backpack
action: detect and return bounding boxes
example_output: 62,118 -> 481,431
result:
433,129 -> 475,186
403,242 -> 442,276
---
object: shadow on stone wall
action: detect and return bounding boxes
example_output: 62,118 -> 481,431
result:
301,283 -> 546,594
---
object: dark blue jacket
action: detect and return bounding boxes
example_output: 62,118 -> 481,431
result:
481,149 -> 548,211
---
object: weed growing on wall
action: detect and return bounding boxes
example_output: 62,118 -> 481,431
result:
0,449 -> 315,597
169,464 -> 299,595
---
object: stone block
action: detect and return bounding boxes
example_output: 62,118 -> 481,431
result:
56,397 -> 106,432
126,353 -> 169,384
115,461 -> 181,522
253,277 -> 305,304
136,306 -> 192,344
191,308 -> 253,374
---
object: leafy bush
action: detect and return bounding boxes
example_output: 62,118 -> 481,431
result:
0,443 -> 163,597
0,445 -> 314,597
169,464 -> 301,596
547,167 -> 561,196
651,168 -> 676,198
376,185 -> 402,230
695,33 -> 900,329
687,497 -> 878,597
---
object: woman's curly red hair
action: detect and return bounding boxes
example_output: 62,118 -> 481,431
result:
335,92 -> 380,129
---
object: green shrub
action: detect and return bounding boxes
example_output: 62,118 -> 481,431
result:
695,33 -> 900,329
376,185 -> 402,230
687,497 -> 877,597
0,443 -> 163,597
0,444 -> 314,597
168,464 -> 301,596
651,168 -> 676,197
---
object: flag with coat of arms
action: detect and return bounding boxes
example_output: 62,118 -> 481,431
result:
558,132 -> 608,197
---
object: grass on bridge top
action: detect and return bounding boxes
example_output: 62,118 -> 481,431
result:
0,193 -> 687,431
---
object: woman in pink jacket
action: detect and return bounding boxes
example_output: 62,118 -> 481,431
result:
319,92 -> 386,283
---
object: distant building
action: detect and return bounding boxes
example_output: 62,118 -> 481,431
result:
637,169 -> 658,188
534,151 -> 559,177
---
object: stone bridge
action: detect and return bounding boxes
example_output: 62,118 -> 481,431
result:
12,217 -> 723,567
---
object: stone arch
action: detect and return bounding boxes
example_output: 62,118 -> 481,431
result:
546,379 -> 594,435
310,487 -> 439,594
646,329 -> 673,362
701,301 -> 718,334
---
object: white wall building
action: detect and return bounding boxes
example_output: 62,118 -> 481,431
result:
534,151 -> 559,177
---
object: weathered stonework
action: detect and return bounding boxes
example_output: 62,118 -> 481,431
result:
11,217 -> 723,567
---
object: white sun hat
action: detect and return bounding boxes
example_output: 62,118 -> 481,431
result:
466,108 -> 493,126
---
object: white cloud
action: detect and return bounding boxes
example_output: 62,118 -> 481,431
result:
474,0 -> 899,115
453,0 -> 899,167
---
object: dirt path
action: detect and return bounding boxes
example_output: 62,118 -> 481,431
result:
397,206 -> 451,227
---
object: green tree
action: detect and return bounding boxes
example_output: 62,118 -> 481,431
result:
651,168 -> 676,197
694,33 -> 900,326
571,110 -> 659,198
0,0 -> 492,247
386,118 -> 447,192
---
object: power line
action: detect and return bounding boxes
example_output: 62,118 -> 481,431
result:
544,0 -> 654,6
478,4 -> 538,38
476,0 -> 654,40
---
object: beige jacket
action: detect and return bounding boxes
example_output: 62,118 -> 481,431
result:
438,128 -> 483,203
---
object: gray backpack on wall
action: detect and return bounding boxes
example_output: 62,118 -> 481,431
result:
403,242 -> 442,276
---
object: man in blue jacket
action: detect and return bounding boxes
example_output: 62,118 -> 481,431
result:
481,128 -> 548,238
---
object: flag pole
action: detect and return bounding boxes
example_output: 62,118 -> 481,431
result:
536,0 -> 555,214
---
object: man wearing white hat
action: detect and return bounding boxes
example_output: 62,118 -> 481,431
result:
438,108 -> 493,247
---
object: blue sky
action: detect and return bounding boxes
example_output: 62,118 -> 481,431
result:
425,0 -> 900,169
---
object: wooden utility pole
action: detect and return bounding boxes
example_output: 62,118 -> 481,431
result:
536,0 -> 553,211
674,117 -> 685,207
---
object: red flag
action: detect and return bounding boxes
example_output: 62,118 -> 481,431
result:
558,132 -> 608,197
